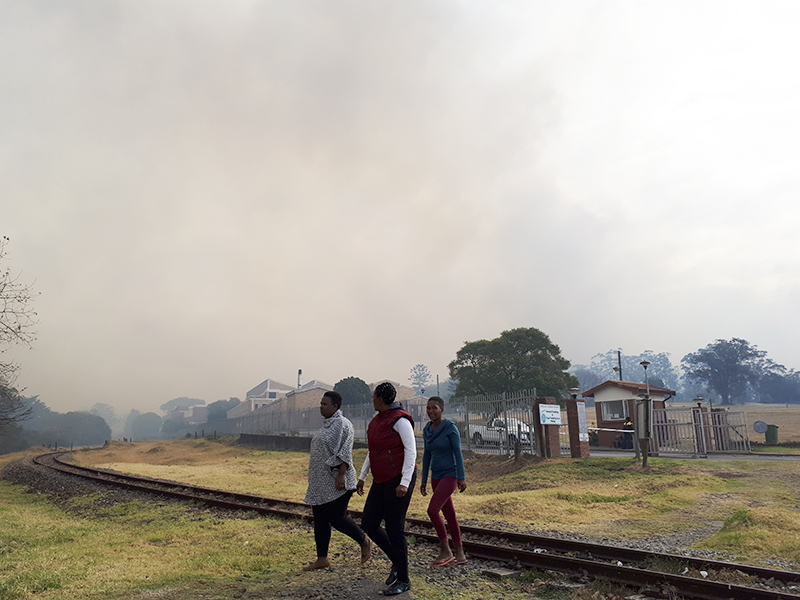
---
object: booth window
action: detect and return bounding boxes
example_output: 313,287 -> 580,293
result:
600,400 -> 629,421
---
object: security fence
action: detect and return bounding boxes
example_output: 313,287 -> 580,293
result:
227,389 -> 570,456
450,389 -> 539,456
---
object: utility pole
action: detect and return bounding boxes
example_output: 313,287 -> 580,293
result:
639,360 -> 651,468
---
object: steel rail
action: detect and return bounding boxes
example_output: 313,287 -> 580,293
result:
36,452 -> 800,600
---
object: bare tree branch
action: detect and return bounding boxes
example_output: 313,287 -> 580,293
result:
0,236 -> 38,431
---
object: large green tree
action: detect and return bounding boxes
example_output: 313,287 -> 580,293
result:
448,327 -> 577,398
334,377 -> 372,406
681,338 -> 767,405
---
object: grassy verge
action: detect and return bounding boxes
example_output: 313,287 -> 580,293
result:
3,439 -> 799,600
0,477 -> 313,600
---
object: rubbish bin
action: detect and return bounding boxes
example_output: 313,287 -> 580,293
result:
765,424 -> 779,445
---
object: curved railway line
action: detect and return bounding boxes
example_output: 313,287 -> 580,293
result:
35,451 -> 800,600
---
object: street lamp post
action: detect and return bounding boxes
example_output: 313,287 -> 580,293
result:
639,360 -> 651,468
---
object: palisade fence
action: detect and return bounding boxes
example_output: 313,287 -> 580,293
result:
651,406 -> 750,455
228,389 -> 569,455
228,389 -> 571,457
446,389 -> 537,456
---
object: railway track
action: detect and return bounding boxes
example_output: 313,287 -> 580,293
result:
35,452 -> 800,600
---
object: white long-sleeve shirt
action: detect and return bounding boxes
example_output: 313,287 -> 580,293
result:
359,417 -> 417,488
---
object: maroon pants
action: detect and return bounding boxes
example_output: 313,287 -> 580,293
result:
427,477 -> 462,548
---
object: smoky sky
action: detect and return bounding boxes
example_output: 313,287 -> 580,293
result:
3,1 -> 800,414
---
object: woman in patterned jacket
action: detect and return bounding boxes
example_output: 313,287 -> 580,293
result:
303,390 -> 372,571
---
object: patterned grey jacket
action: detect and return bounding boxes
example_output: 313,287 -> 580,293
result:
304,410 -> 358,506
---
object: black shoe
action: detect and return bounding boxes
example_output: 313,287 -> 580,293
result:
383,580 -> 411,596
384,567 -> 398,586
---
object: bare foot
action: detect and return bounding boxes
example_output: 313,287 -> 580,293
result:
360,538 -> 372,565
454,546 -> 467,562
302,557 -> 331,571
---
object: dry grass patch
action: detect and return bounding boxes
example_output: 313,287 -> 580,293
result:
741,404 -> 800,443
700,505 -> 800,563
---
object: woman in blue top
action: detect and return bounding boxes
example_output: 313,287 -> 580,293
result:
421,396 -> 467,566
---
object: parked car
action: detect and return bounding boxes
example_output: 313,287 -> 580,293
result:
469,417 -> 532,446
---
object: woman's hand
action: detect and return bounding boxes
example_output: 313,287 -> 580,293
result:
356,479 -> 365,496
395,485 -> 408,498
420,482 -> 427,496
457,479 -> 467,493
334,471 -> 346,491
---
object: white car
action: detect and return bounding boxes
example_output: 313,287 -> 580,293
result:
469,417 -> 532,446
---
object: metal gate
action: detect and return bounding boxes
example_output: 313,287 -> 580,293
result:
651,407 -> 750,456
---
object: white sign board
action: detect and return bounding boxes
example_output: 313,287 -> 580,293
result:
577,401 -> 589,442
539,404 -> 562,425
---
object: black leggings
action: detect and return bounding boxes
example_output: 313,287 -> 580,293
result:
361,470 -> 417,582
311,490 -> 365,558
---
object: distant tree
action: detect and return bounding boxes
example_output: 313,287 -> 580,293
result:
161,418 -> 186,436
206,397 -> 241,421
334,377 -> 372,406
0,421 -> 27,454
123,409 -> 140,439
131,412 -> 163,440
159,397 -> 205,414
89,403 -> 117,430
448,327 -> 578,398
426,377 -> 457,402
582,349 -> 681,391
15,404 -> 112,448
408,364 -> 432,395
47,412 -> 111,446
0,382 -> 30,434
681,338 -> 767,405
15,395 -> 50,437
757,367 -> 800,404
569,367 -> 604,393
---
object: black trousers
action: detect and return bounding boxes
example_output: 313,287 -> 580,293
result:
312,490 -> 365,558
361,470 -> 417,583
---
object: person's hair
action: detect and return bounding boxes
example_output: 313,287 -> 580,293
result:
323,390 -> 343,408
374,382 -> 396,405
428,396 -> 445,409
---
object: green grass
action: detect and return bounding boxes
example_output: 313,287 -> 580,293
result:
0,481 -> 309,600
5,441 -> 800,599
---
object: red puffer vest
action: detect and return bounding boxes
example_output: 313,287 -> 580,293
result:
367,407 -> 415,483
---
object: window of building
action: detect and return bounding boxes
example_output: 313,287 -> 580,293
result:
268,392 -> 277,399
600,400 -> 629,421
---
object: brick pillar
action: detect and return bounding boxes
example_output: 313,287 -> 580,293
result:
534,397 -> 562,458
566,399 -> 591,458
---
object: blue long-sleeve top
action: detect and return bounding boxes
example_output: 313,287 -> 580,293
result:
421,418 -> 466,483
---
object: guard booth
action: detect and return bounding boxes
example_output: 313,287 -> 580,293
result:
582,380 -> 674,449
